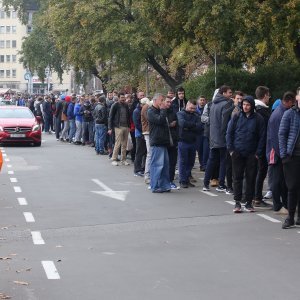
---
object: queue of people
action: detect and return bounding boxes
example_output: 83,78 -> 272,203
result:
29,85 -> 300,230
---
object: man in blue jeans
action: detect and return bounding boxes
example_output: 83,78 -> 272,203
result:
203,85 -> 233,192
147,93 -> 171,193
177,100 -> 203,188
94,96 -> 108,155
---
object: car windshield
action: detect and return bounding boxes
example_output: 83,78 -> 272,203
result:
0,108 -> 34,119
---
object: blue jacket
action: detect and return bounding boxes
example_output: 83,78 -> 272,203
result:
67,102 -> 75,120
226,110 -> 265,158
177,109 -> 202,144
278,106 -> 300,159
266,102 -> 288,163
74,103 -> 83,123
132,105 -> 142,138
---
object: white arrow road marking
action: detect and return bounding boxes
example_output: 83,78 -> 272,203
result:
91,179 -> 129,201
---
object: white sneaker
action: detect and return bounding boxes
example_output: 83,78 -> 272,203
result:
121,160 -> 130,166
263,191 -> 272,199
111,161 -> 118,166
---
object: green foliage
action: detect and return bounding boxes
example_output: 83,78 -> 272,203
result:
184,63 -> 300,101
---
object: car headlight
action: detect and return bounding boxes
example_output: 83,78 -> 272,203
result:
32,124 -> 40,132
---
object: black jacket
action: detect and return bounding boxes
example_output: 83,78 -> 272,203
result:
166,107 -> 178,145
94,103 -> 108,125
177,109 -> 202,144
147,106 -> 170,147
108,102 -> 130,130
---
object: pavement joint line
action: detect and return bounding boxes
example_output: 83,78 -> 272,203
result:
200,190 -> 218,197
256,214 -> 281,223
23,212 -> 35,223
41,261 -> 60,280
31,231 -> 45,245
13,186 -> 22,193
8,170 -> 14,175
10,177 -> 18,183
18,197 -> 28,206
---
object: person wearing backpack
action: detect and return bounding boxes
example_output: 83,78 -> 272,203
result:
94,96 -> 108,155
226,95 -> 265,213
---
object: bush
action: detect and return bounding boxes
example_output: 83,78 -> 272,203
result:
184,63 -> 300,101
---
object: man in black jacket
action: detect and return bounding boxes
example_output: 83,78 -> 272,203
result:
108,93 -> 131,166
147,93 -> 171,193
177,100 -> 203,188
94,96 -> 108,155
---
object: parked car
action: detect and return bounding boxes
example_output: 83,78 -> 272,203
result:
0,99 -> 14,106
0,106 -> 42,146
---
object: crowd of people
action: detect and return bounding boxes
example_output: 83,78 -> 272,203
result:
16,85 -> 300,229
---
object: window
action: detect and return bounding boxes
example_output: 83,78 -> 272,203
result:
12,69 -> 16,78
6,11 -> 11,19
27,25 -> 32,34
0,40 -> 4,48
0,26 -> 5,34
12,55 -> 16,62
6,55 -> 10,62
12,11 -> 16,19
0,55 -> 4,63
12,26 -> 16,34
6,40 -> 10,48
0,70 -> 4,78
12,40 -> 16,48
6,70 -> 10,78
6,26 -> 10,34
0,11 -> 5,19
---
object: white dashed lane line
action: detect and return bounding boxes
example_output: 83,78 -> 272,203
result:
2,153 -> 7,157
256,214 -> 281,223
13,186 -> 22,193
18,197 -> 28,206
23,212 -> 35,223
7,164 -> 12,168
31,231 -> 45,245
8,170 -> 14,175
4,158 -> 10,162
201,190 -> 218,197
41,261 -> 60,280
10,178 -> 18,183
225,200 -> 236,206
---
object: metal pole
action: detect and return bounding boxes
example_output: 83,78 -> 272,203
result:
146,63 -> 149,97
214,50 -> 217,89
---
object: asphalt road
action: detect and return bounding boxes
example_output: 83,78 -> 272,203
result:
0,135 -> 299,300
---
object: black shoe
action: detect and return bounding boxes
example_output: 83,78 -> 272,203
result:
244,202 -> 255,212
74,141 -> 81,145
180,183 -> 188,188
282,217 -> 295,229
296,217 -> 300,226
233,201 -> 242,213
216,185 -> 227,192
253,199 -> 272,208
188,181 -> 195,187
202,185 -> 210,191
189,176 -> 197,183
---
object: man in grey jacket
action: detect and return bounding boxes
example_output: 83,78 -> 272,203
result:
203,85 -> 233,192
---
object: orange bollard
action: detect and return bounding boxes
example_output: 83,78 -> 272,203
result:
0,151 -> 3,172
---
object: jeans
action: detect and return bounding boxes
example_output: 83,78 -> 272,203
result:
204,147 -> 226,187
61,120 -> 70,140
82,121 -> 94,144
150,146 -> 171,192
55,117 -> 62,139
168,145 -> 178,182
226,150 -> 233,189
254,156 -> 268,201
196,134 -> 209,169
68,119 -> 76,141
232,153 -> 258,203
44,114 -> 51,133
134,136 -> 147,173
75,120 -> 82,142
95,124 -> 107,153
270,160 -> 288,211
144,134 -> 152,179
178,141 -> 197,184
282,156 -> 300,219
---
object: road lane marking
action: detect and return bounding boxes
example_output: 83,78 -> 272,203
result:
7,164 -> 12,168
2,153 -> 7,157
225,200 -> 235,205
10,178 -> 18,183
8,171 -> 14,175
18,198 -> 28,206
257,214 -> 281,223
91,179 -> 129,201
5,158 -> 10,162
13,186 -> 22,193
23,212 -> 35,223
31,231 -> 45,245
41,261 -> 60,280
200,191 -> 218,197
